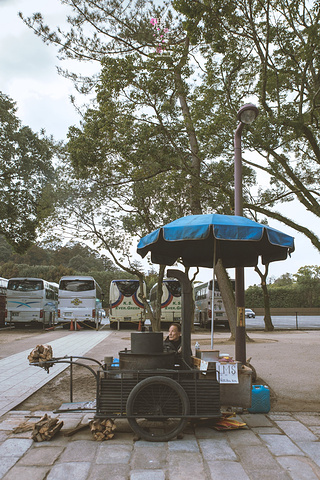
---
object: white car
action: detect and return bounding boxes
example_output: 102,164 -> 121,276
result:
245,308 -> 255,318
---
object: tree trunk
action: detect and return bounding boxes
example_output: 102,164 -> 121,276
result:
174,40 -> 202,216
215,260 -> 236,339
255,265 -> 274,331
174,44 -> 238,339
152,265 -> 166,332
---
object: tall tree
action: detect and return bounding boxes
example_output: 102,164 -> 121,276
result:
23,0 -> 320,332
174,0 -> 320,250
22,1 -> 244,331
0,92 -> 56,253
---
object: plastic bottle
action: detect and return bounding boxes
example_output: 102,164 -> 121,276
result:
195,341 -> 200,358
248,385 -> 270,413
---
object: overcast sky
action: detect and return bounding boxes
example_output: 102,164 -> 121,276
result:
0,0 -> 83,140
1,0 -> 320,287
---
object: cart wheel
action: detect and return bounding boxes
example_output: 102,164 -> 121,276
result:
126,376 -> 190,442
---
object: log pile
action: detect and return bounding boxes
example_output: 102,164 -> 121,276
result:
28,344 -> 53,364
89,418 -> 116,441
31,414 -> 64,442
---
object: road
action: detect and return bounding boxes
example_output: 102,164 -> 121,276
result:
245,315 -> 320,330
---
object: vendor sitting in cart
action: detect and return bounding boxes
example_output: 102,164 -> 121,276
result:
163,323 -> 182,354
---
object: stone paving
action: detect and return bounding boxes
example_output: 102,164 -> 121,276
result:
0,331 -> 111,418
1,410 -> 320,479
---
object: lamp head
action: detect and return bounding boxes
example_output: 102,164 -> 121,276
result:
237,103 -> 259,124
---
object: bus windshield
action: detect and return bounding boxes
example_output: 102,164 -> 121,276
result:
165,280 -> 181,297
116,281 -> 139,297
59,279 -> 95,292
7,279 -> 43,291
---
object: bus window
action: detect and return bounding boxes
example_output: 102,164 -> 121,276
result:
7,279 -> 43,291
59,279 -> 95,292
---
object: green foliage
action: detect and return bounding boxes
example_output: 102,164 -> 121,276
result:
0,92 -> 57,253
0,236 -> 125,297
246,266 -> 320,308
272,273 -> 294,287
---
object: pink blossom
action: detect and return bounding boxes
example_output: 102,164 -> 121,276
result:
150,18 -> 158,26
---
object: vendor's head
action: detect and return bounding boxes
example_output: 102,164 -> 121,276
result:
168,323 -> 181,342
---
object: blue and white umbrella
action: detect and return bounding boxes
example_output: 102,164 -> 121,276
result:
138,213 -> 295,352
137,214 -> 295,268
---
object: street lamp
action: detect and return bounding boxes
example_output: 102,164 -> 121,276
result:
234,103 -> 259,364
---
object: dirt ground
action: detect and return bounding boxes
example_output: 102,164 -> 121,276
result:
2,327 -> 317,413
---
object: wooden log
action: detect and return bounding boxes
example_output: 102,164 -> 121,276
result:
28,344 -> 53,364
89,418 -> 116,441
31,414 -> 63,442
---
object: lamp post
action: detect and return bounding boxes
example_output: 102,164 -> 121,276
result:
234,103 -> 259,364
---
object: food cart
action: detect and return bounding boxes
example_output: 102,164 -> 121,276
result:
30,269 -> 252,442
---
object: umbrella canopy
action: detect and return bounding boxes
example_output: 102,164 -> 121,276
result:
137,214 -> 295,268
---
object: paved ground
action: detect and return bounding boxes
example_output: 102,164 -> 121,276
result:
0,330 -> 112,418
1,410 -> 320,479
0,328 -> 320,479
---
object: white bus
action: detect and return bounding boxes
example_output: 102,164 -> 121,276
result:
109,279 -> 146,329
58,276 -> 103,329
194,279 -> 235,329
149,279 -> 182,325
6,277 -> 58,328
0,277 -> 8,327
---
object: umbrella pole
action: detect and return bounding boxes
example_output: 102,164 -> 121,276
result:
211,239 -> 216,350
235,267 -> 246,364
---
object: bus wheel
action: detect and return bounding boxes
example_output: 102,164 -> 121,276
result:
126,376 -> 190,442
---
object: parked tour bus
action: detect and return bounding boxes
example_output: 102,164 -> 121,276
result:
58,276 -> 103,329
109,279 -> 146,329
0,277 -> 8,327
194,279 -> 235,328
149,279 -> 182,325
5,277 -> 58,328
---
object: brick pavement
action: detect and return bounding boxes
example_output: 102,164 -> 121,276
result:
1,410 -> 320,479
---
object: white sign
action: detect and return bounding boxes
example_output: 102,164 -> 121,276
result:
200,360 -> 208,371
217,362 -> 239,384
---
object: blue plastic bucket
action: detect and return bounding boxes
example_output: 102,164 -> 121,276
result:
248,385 -> 270,413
